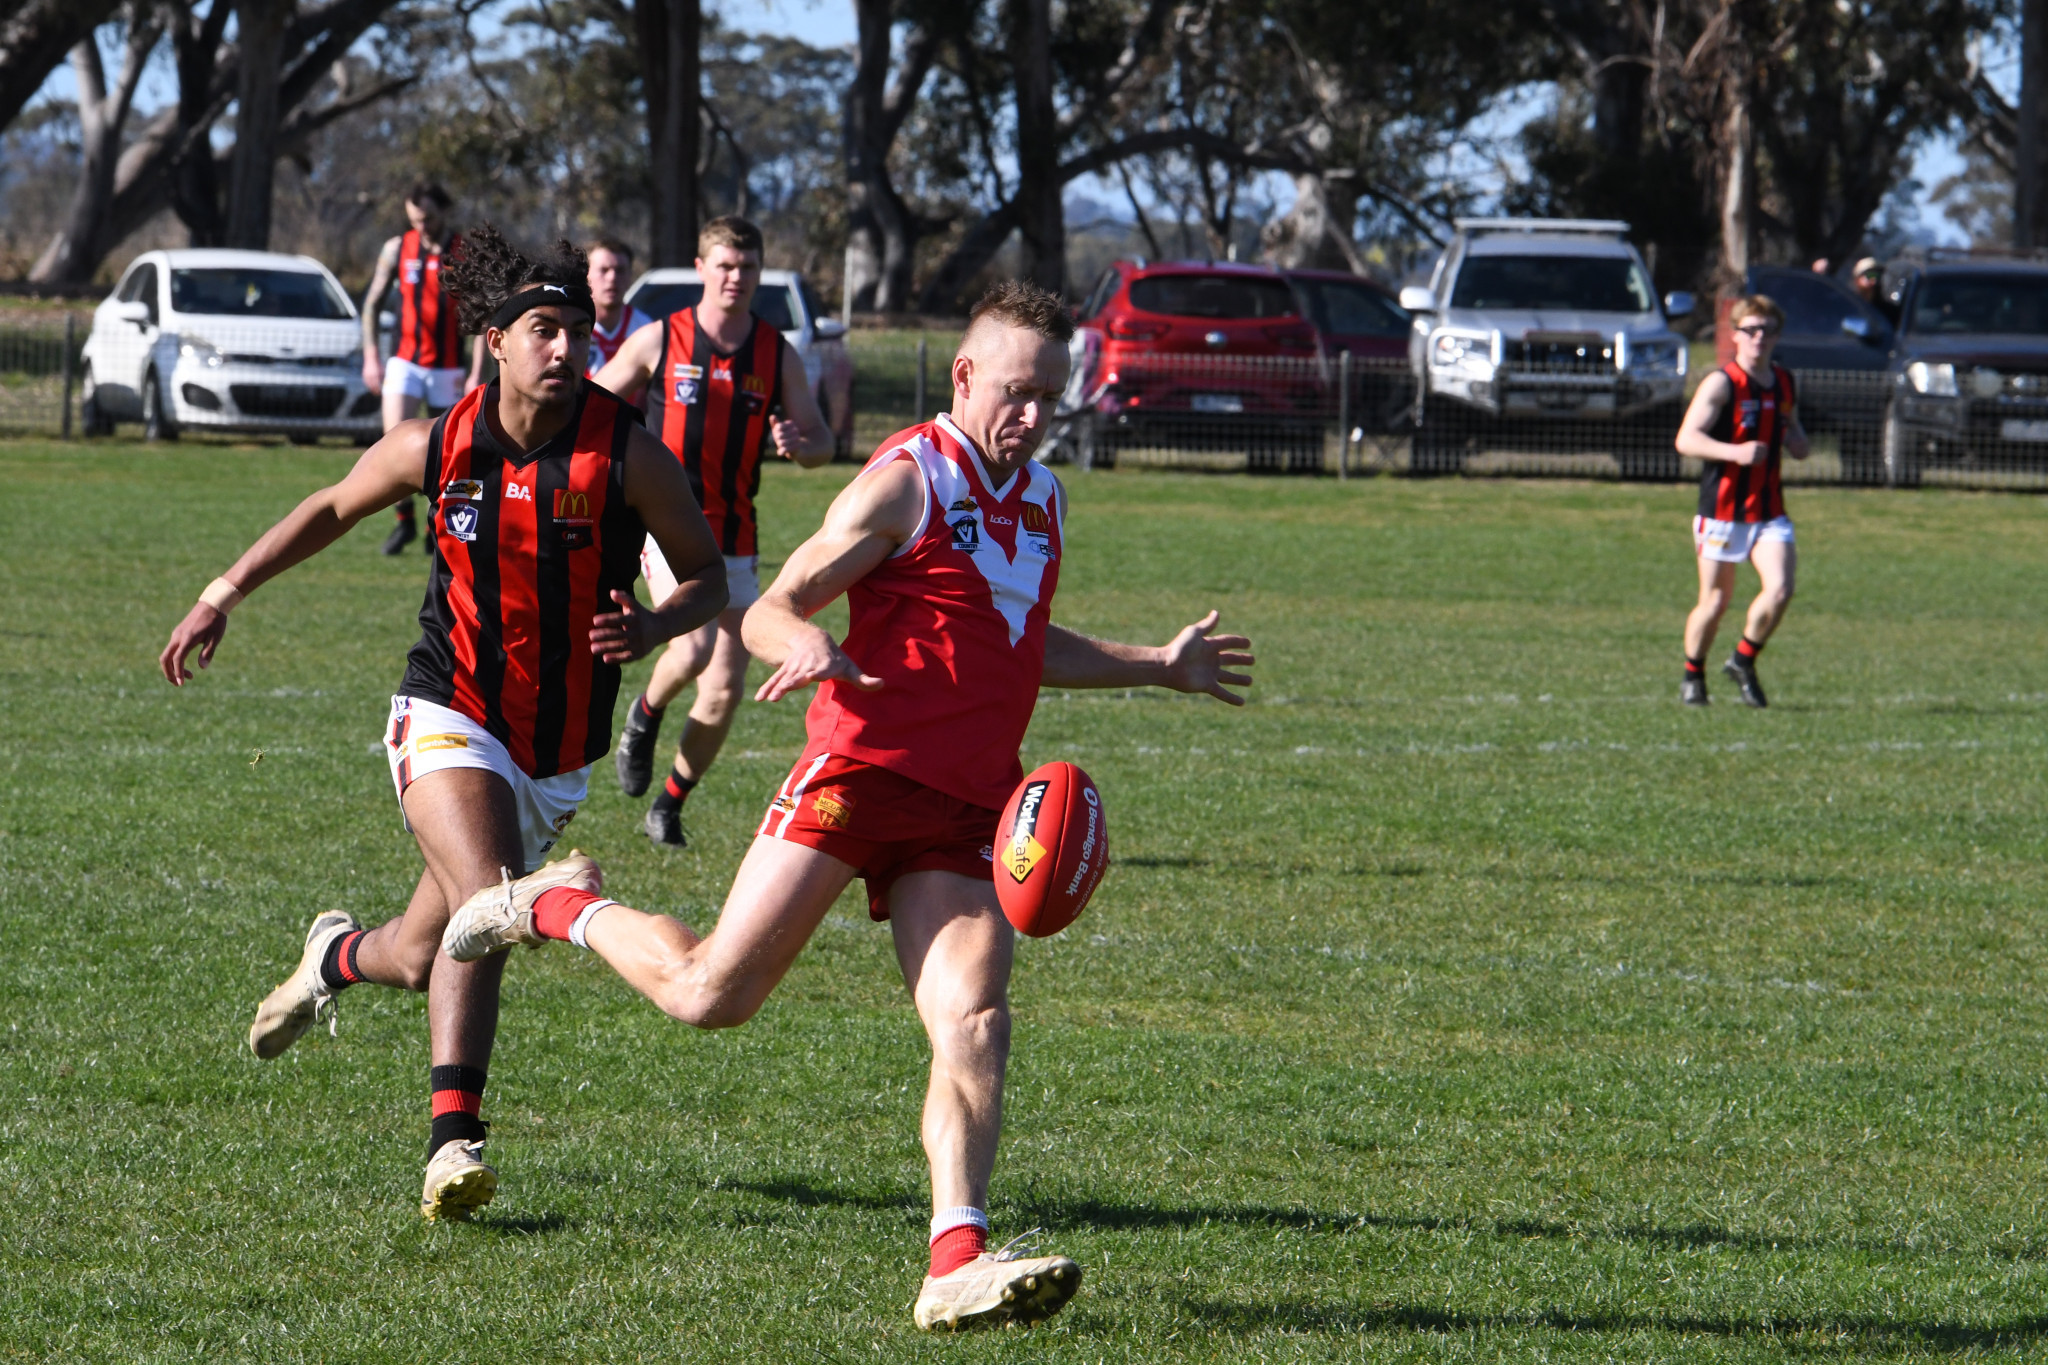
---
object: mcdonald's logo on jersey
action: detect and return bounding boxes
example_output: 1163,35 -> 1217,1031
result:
552,489 -> 593,525
742,374 -> 772,396
1020,503 -> 1053,534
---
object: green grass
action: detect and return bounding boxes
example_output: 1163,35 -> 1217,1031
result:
6,440 -> 2048,1361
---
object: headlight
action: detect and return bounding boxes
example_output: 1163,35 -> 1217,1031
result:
179,335 -> 224,368
1906,361 -> 1957,396
1430,331 -> 1493,377
1627,341 -> 1682,374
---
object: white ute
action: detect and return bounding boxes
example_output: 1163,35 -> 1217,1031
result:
80,249 -> 378,442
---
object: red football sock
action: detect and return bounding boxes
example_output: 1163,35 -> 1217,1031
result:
532,886 -> 607,942
1736,636 -> 1763,661
929,1224 -> 987,1279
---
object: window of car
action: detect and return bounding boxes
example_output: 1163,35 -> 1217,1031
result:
1079,268 -> 1122,320
169,268 -> 352,319
1756,272 -> 1869,336
1449,254 -> 1655,313
1127,274 -> 1298,319
1296,278 -> 1409,337
118,263 -> 160,324
1910,273 -> 2048,335
629,280 -> 798,331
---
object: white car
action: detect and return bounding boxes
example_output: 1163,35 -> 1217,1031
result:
624,267 -> 855,455
80,248 -> 379,442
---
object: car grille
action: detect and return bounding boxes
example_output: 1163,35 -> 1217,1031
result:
230,384 -> 347,417
1502,334 -> 1616,377
227,354 -> 350,367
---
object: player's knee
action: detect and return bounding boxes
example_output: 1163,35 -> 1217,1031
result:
656,971 -> 762,1030
691,682 -> 742,729
393,952 -> 434,993
931,1000 -> 1010,1064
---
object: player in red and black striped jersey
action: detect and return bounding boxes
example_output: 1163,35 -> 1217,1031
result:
594,216 -> 834,848
159,227 -> 728,1220
1675,294 -> 1810,707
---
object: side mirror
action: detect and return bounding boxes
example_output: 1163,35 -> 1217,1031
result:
1397,285 -> 1436,312
814,318 -> 847,340
116,300 -> 152,328
1662,291 -> 1695,319
1840,314 -> 1873,340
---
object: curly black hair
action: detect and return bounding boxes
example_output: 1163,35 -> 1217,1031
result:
443,223 -> 589,336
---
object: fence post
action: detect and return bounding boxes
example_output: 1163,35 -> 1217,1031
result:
914,334 -> 928,420
1336,349 -> 1352,480
60,312 -> 76,440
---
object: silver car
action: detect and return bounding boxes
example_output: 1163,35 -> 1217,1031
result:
1399,219 -> 1694,473
80,248 -> 378,443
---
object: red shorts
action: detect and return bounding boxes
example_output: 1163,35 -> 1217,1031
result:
758,752 -> 999,920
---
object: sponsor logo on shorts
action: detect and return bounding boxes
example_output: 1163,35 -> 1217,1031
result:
413,734 -> 470,752
444,503 -> 480,542
1002,779 -> 1052,883
442,479 -> 484,502
812,788 -> 855,830
768,793 -> 797,816
552,810 -> 576,832
979,844 -> 994,862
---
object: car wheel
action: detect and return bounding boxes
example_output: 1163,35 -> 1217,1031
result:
1409,397 -> 1464,476
1881,406 -> 1919,487
142,369 -> 179,442
79,364 -> 115,437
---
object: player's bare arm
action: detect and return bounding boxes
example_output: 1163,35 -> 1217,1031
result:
1782,405 -> 1811,460
159,422 -> 433,685
1042,612 -> 1255,705
1675,371 -> 1769,467
771,340 -> 836,468
591,320 -> 663,399
590,424 -> 730,663
360,236 -> 402,393
742,457 -> 926,701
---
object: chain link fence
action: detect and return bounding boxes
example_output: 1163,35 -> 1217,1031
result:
12,318 -> 2048,491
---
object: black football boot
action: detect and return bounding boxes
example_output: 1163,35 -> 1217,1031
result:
1680,676 -> 1709,707
615,697 -> 664,796
1721,654 -> 1768,708
644,804 -> 688,849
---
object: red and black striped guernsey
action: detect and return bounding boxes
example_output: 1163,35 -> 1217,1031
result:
642,307 -> 785,556
402,382 -> 646,779
1698,361 -> 1795,523
394,229 -> 464,369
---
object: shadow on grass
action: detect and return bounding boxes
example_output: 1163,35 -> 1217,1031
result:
1176,1298 -> 2048,1351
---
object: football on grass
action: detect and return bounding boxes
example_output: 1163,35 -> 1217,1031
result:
994,761 -> 1109,937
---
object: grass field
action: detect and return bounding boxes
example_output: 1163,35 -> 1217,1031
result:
7,440 -> 2048,1362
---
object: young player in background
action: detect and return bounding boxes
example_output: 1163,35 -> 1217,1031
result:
443,283 -> 1255,1329
1677,294 -> 1809,707
583,237 -> 656,385
594,216 -> 835,847
158,228 -> 727,1221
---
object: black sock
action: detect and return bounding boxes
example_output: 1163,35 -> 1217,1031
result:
318,929 -> 367,992
651,771 -> 696,814
429,1064 -> 488,1157
1684,656 -> 1704,680
634,694 -> 666,724
394,497 -> 416,525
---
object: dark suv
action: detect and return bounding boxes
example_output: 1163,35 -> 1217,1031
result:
1877,256 -> 2048,484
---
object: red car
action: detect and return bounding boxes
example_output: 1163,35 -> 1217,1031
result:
1067,260 -> 1409,468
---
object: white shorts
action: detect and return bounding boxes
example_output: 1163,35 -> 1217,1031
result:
384,696 -> 589,874
642,538 -> 761,613
1694,514 -> 1795,564
384,357 -> 466,409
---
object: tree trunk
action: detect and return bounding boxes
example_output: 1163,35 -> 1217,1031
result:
842,0 -> 937,314
1011,0 -> 1063,293
1259,171 -> 1364,272
2021,0 -> 2048,248
637,0 -> 701,267
30,9 -> 162,285
1590,58 -> 1646,164
1716,71 -> 1753,293
169,0 -> 233,246
225,0 -> 289,248
0,0 -> 124,136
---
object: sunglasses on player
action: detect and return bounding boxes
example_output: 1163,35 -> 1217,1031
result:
1732,322 -> 1780,337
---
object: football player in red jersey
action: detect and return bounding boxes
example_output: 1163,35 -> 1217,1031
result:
158,227 -> 728,1221
582,236 -> 656,385
594,216 -> 835,848
359,180 -> 488,555
443,283 -> 1255,1329
1677,294 -> 1808,707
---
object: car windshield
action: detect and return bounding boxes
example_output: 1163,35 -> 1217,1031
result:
629,281 -> 798,331
1910,274 -> 2048,335
1450,254 -> 1655,313
1129,275 -> 1298,319
1296,279 -> 1408,337
170,268 -> 352,319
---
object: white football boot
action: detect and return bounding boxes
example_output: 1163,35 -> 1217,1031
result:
420,1139 -> 498,1222
912,1232 -> 1082,1331
248,910 -> 361,1060
440,850 -> 603,962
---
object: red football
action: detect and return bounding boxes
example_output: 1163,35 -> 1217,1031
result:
994,761 -> 1110,937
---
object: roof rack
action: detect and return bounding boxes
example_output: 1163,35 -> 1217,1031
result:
1454,217 -> 1630,238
